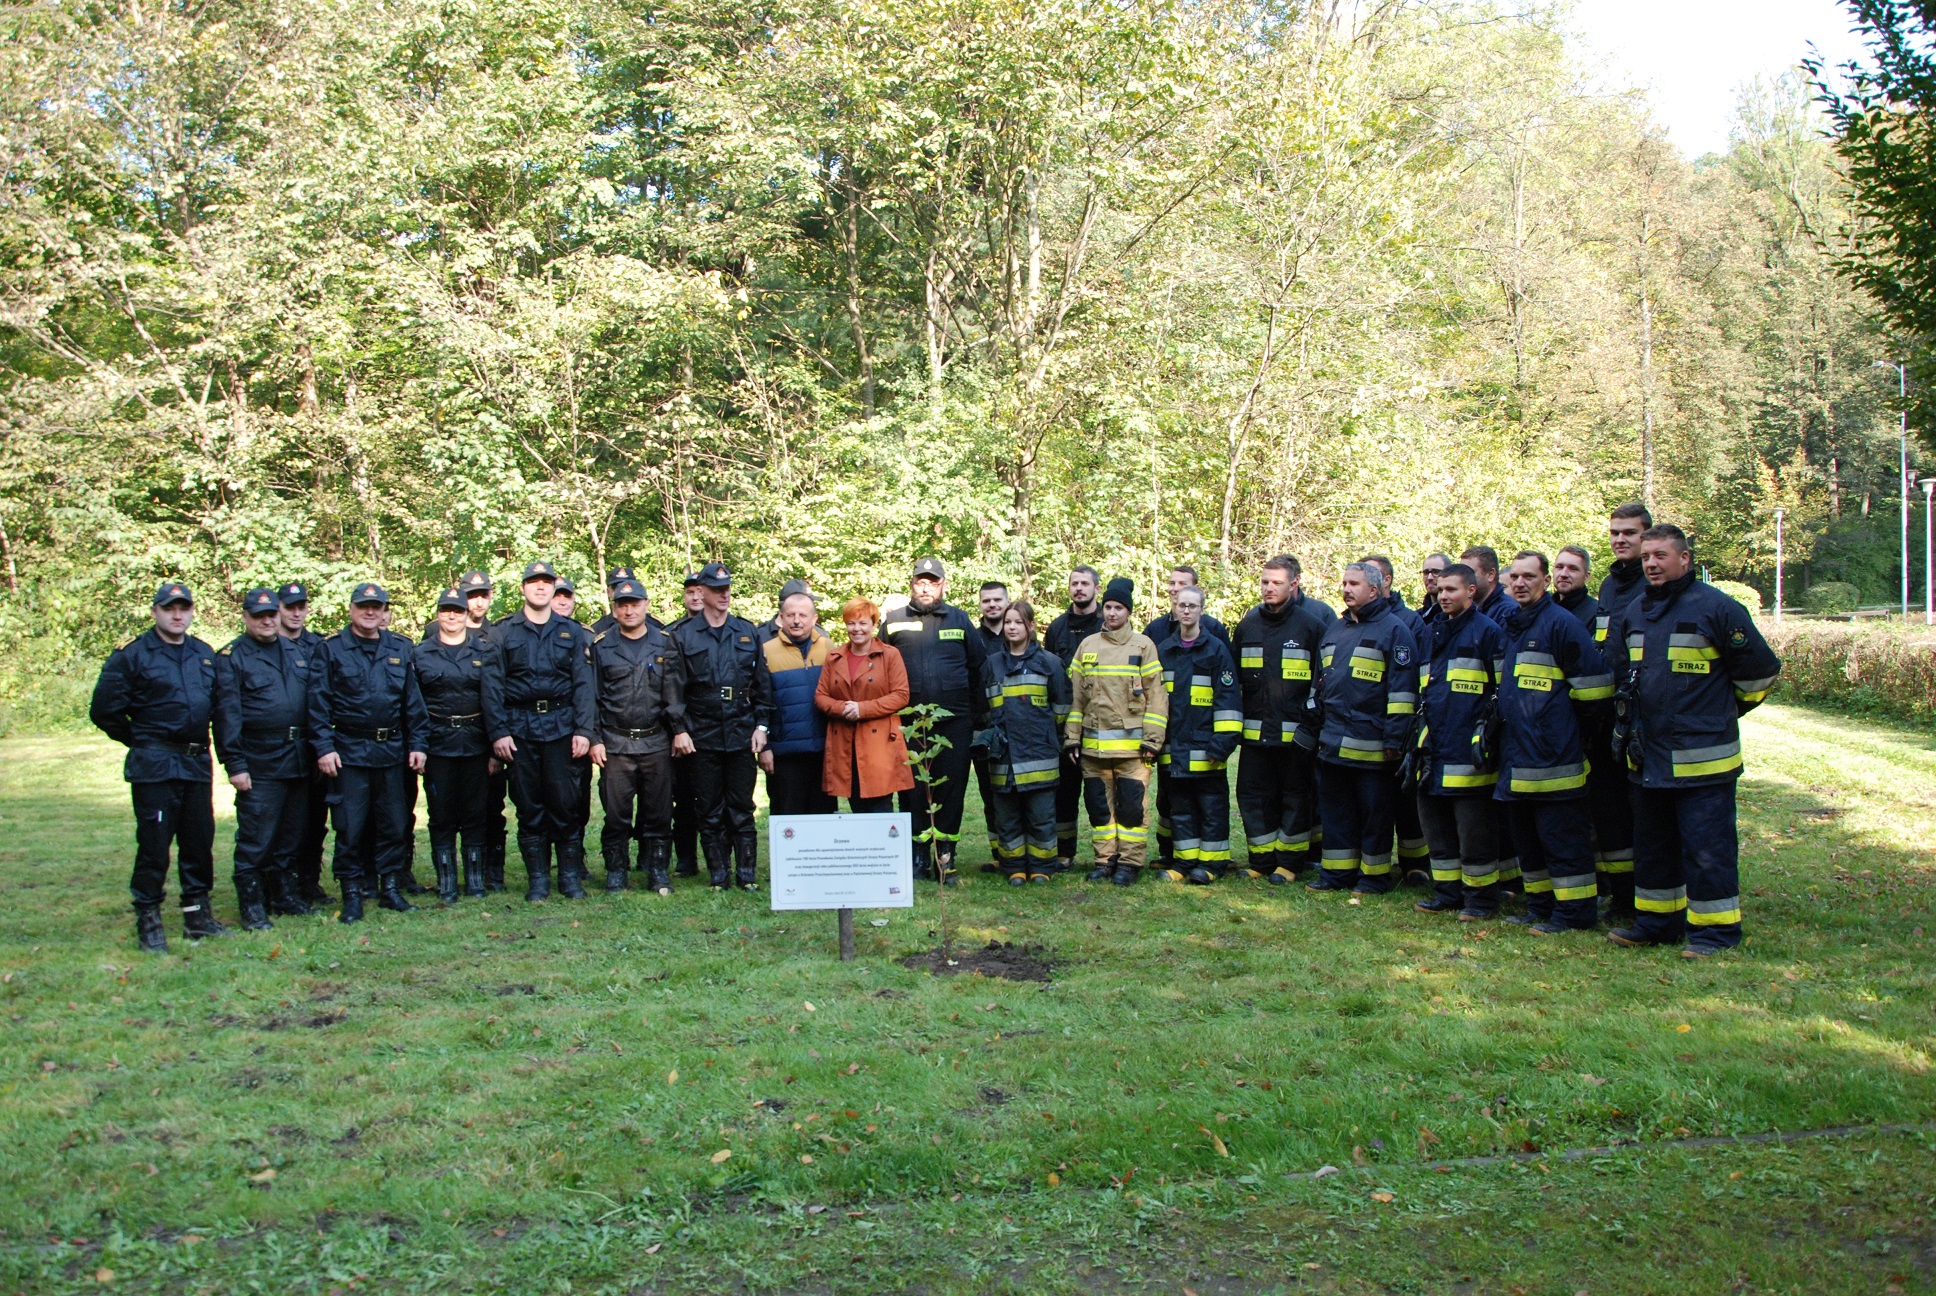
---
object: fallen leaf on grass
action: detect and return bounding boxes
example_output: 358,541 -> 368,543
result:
94,1269 -> 113,1284
1581,1074 -> 1608,1086
710,1149 -> 732,1164
1199,1127 -> 1229,1157
800,1155 -> 813,1164
803,1001 -> 815,1012
667,1070 -> 678,1085
1351,1145 -> 1367,1166
1370,1191 -> 1395,1203
1313,1165 -> 1339,1178
1676,1023 -> 1691,1033
1046,1172 -> 1061,1186
846,1062 -> 860,1075
248,1168 -> 276,1183
643,1243 -> 661,1255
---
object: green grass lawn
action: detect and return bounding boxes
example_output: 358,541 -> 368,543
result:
2,701 -> 1933,1294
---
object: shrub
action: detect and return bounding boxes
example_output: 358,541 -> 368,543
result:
1764,621 -> 1936,725
1707,579 -> 1762,611
1801,581 -> 1862,615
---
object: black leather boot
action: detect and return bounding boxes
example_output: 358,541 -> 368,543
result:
485,842 -> 507,893
268,870 -> 311,916
522,837 -> 552,902
339,880 -> 365,924
236,874 -> 273,931
734,832 -> 759,891
557,840 -> 588,899
1086,862 -> 1114,882
433,844 -> 459,905
463,845 -> 487,898
135,904 -> 168,953
704,833 -> 731,890
377,875 -> 418,912
1110,862 -> 1138,887
644,839 -> 672,896
181,896 -> 230,940
604,840 -> 630,892
300,874 -> 333,906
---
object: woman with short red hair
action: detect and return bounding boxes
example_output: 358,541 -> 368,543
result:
816,598 -> 914,811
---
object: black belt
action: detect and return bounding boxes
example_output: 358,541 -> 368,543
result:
136,742 -> 208,758
243,726 -> 303,743
336,726 -> 398,742
610,726 -> 661,740
435,712 -> 483,728
511,699 -> 568,714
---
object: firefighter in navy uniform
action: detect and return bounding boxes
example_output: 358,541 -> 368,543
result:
415,586 -> 505,902
972,600 -> 1071,884
970,580 -> 1011,871
591,578 -> 685,895
1152,586 -> 1243,883
881,558 -> 989,884
213,588 -> 314,929
1231,555 -> 1331,882
1595,504 -> 1653,917
1311,563 -> 1418,894
1363,555 -> 1431,885
1043,566 -> 1104,866
1609,524 -> 1780,958
276,582 -> 335,905
1411,564 -> 1510,919
1143,565 -> 1226,869
1598,503 -> 1652,646
1493,552 -> 1614,933
670,563 -> 774,890
491,561 -> 598,901
589,566 -> 664,638
667,574 -> 708,877
306,583 -> 429,922
91,582 -> 225,952
1555,543 -> 1635,921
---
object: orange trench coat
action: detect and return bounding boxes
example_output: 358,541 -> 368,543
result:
815,639 -> 915,800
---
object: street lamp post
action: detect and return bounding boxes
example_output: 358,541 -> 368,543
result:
1924,478 -> 1936,627
1876,360 -> 1909,618
1773,507 -> 1785,624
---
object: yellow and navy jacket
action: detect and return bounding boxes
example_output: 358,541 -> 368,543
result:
1618,572 -> 1780,789
1493,594 -> 1614,800
974,643 -> 1071,791
1064,627 -> 1169,759
881,599 -> 988,720
1231,597 -> 1329,748
759,626 -> 831,756
1314,598 -> 1418,767
1417,607 -> 1507,797
1556,586 -> 1600,641
1155,632 -> 1243,775
1597,558 -> 1646,647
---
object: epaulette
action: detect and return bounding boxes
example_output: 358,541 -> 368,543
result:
593,630 -> 608,643
218,645 -> 232,656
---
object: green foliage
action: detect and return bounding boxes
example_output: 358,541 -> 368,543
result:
1706,579 -> 1764,611
1767,620 -> 1936,722
1801,581 -> 1863,614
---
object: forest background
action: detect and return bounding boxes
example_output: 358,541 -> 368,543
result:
0,0 -> 1926,724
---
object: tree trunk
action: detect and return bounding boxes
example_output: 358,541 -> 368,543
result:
0,514 -> 18,594
1218,303 -> 1282,571
297,340 -> 320,417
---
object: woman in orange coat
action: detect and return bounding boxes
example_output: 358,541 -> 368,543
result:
816,597 -> 914,811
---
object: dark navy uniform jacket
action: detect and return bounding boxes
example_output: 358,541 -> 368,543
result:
212,632 -> 311,781
1156,633 -> 1244,775
492,611 -> 596,744
90,629 -> 216,783
1556,586 -> 1602,641
1597,558 -> 1646,648
881,599 -> 988,721
306,628 -> 429,767
1232,597 -> 1329,749
1044,604 -> 1102,670
1417,606 -> 1507,797
1618,572 -> 1781,790
670,613 -> 773,750
591,624 -> 686,755
414,631 -> 505,758
1494,594 -> 1614,800
1314,597 -> 1419,767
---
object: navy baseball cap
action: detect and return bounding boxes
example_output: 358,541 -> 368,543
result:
241,588 -> 279,616
912,558 -> 946,581
611,579 -> 648,603
553,576 -> 577,596
153,582 -> 193,607
521,560 -> 558,584
436,586 -> 467,612
350,582 -> 390,606
458,570 -> 492,595
276,581 -> 309,606
606,566 -> 635,588
694,562 -> 733,589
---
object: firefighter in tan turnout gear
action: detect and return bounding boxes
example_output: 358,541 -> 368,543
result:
1063,578 -> 1169,886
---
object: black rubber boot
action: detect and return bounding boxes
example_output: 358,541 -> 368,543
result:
704,833 -> 732,890
399,863 -> 430,895
485,843 -> 507,893
268,870 -> 311,916
522,837 -> 552,902
1086,862 -> 1114,882
735,832 -> 759,891
1185,867 -> 1219,885
463,845 -> 487,898
236,874 -> 273,931
604,840 -> 630,892
1110,862 -> 1138,887
339,880 -> 365,924
377,875 -> 418,912
643,839 -> 673,896
135,904 -> 168,954
301,876 -> 333,906
181,896 -> 229,940
433,844 -> 459,905
557,840 -> 588,899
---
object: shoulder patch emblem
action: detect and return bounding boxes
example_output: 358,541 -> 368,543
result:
1393,645 -> 1412,668
1730,627 -> 1748,646
1220,670 -> 1234,687
389,656 -> 401,664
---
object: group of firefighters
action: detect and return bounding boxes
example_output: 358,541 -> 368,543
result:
90,501 -> 1779,960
